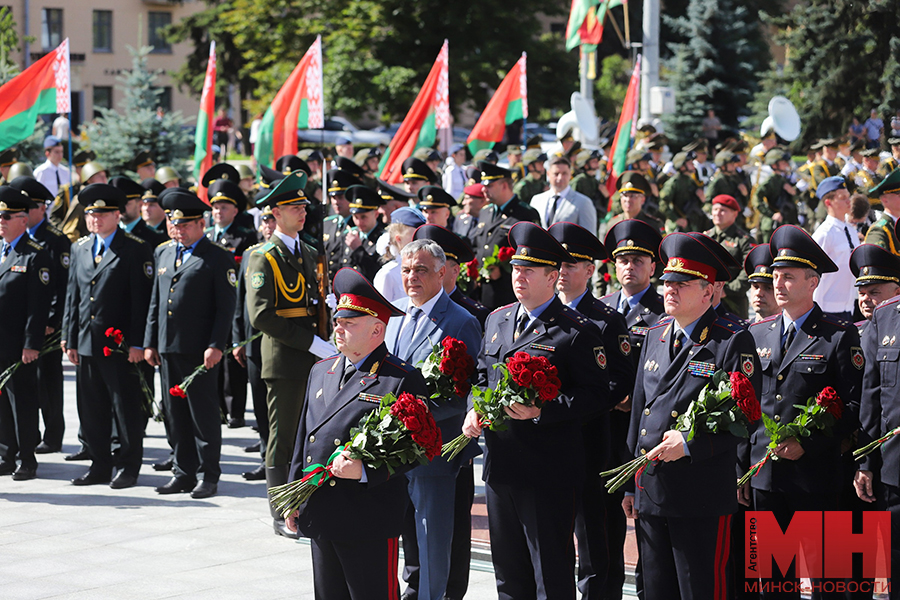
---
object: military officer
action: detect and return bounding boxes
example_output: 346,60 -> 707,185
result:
244,173 -> 336,536
376,177 -> 415,226
704,194 -> 755,319
660,151 -> 710,232
59,160 -> 108,243
284,267 -> 428,600
0,187 -> 53,480
753,148 -> 799,243
0,147 -> 18,184
338,185 -> 386,281
512,149 -> 548,206
850,244 -> 900,329
9,176 -> 70,453
402,157 -> 438,195
140,178 -> 169,240
606,171 -> 665,234
571,149 -> 609,222
470,161 -> 540,311
550,221 -> 635,600
60,183 -> 153,489
416,184 -> 456,230
132,150 -> 156,181
155,166 -> 182,189
461,222 -> 611,599
144,188 -> 237,499
507,145 -> 526,183
748,225 -> 862,599
705,150 -> 749,220
205,179 -> 259,260
275,155 -> 324,246
323,168 -> 362,279
864,169 -> 900,255
109,177 -> 167,247
745,244 -> 778,322
623,232 -> 761,600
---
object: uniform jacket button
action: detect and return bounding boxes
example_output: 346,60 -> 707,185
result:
640,428 -> 647,436
309,435 -> 316,443
671,410 -> 678,418
640,448 -> 647,455
334,439 -> 342,446
306,456 -> 312,463
644,408 -> 650,415
777,374 -> 783,381
329,480 -> 336,486
774,415 -> 781,422
775,394 -> 782,401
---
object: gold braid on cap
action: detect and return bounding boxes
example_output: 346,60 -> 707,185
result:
773,255 -> 818,270
209,194 -> 237,205
856,274 -> 900,283
336,295 -> 378,318
511,253 -> 557,266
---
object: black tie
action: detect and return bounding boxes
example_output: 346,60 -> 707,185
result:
670,329 -> 685,360
546,194 -> 560,225
55,169 -> 61,188
782,322 -> 796,355
339,360 -> 355,390
514,310 -> 530,341
175,245 -> 184,268
95,241 -> 105,265
618,296 -> 629,315
294,239 -> 300,258
843,225 -> 855,250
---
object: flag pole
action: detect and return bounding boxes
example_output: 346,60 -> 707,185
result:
624,3 -> 631,48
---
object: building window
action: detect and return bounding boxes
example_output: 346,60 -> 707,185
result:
93,86 -> 112,119
93,10 -> 112,53
156,87 -> 172,113
549,22 -> 565,35
148,12 -> 172,54
41,8 -> 63,50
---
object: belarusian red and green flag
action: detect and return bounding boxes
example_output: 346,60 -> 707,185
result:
254,35 -> 324,170
378,40 -> 450,185
466,53 -> 527,156
606,54 -> 642,202
0,38 -> 70,151
566,0 -> 623,52
193,42 -> 216,204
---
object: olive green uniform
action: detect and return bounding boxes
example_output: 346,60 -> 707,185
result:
753,173 -> 798,243
572,172 -> 608,222
660,172 -> 710,232
704,224 -> 755,319
512,175 -> 546,206
864,216 -> 900,256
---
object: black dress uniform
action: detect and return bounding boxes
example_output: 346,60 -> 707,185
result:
476,222 -> 611,600
549,221 -> 636,600
628,232 -> 761,600
323,169 -> 361,279
337,185 -> 385,282
748,225 -> 862,600
61,184 -> 154,487
471,162 -> 540,311
9,176 -> 70,452
144,189 -> 237,495
140,178 -> 170,242
0,188 -> 53,479
288,268 -> 428,600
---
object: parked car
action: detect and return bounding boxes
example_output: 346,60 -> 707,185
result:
524,122 -> 557,143
298,116 -> 392,146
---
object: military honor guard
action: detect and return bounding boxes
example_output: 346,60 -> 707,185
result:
384,238 -> 481,600
285,267 -> 429,600
660,151 -> 710,233
0,187 -> 53,480
753,148 -> 799,244
745,244 -> 778,322
624,232 -> 761,600
144,188 -> 238,499
461,222 -> 611,599
550,221 -> 635,600
60,184 -> 153,488
244,173 -> 336,536
864,169 -> 900,255
748,225 -> 862,599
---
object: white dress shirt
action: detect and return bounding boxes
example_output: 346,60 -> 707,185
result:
531,185 -> 597,233
812,215 -> 858,313
33,160 -> 70,198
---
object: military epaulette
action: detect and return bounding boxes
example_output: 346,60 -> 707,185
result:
751,314 -> 779,327
246,242 -> 265,253
76,235 -> 91,246
559,306 -> 591,327
384,354 -> 416,373
314,353 -> 339,365
253,241 -> 277,255
855,319 -> 868,329
653,315 -> 674,329
591,297 -> 617,316
490,302 -> 518,316
879,295 -> 900,309
600,291 -> 617,301
26,240 -> 43,251
45,223 -> 65,237
124,231 -> 145,243
713,317 -> 739,333
819,314 -> 850,329
324,214 -> 342,222
157,239 -> 175,249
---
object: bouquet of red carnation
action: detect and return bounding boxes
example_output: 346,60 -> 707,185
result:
603,370 -> 760,494
169,331 -> 262,399
738,386 -> 843,488
269,391 -> 441,517
103,327 -> 160,421
442,351 -> 561,460
419,336 -> 476,400
478,245 -> 515,282
456,258 -> 480,294
0,330 -> 62,394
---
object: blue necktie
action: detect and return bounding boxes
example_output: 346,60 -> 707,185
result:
396,307 -> 422,359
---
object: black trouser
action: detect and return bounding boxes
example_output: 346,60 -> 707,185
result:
576,415 -> 611,600
36,348 -> 64,447
76,353 -> 144,476
247,353 -> 268,458
0,358 -> 38,469
160,353 -> 221,483
219,351 -> 247,421
311,536 -> 401,600
881,483 -> 900,600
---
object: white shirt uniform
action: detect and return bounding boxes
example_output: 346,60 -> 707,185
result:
33,160 -> 71,198
812,215 -> 858,314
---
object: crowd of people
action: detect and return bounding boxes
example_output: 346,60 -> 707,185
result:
0,119 -> 899,600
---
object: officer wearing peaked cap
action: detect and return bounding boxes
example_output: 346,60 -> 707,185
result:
748,224 -> 862,598
60,183 -> 153,489
624,232 -> 761,600
607,171 -> 665,234
132,150 -> 156,181
470,161 -> 540,311
744,244 -> 778,322
338,185 -> 385,282
864,169 -> 900,255
0,187 -> 53,480
144,188 -> 237,500
108,176 -> 165,247
402,157 -> 438,194
550,221 -> 636,600
245,172 -> 337,537
689,231 -> 750,329
284,267 -> 428,600
139,178 -> 169,241
416,184 -> 456,230
323,168 -> 362,279
461,221 -> 610,599
0,147 -> 18,184
850,244 -> 900,329
205,179 -> 259,259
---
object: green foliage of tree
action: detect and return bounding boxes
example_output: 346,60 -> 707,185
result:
593,54 -> 632,121
169,0 -> 575,123
0,7 -> 23,85
82,46 -> 192,175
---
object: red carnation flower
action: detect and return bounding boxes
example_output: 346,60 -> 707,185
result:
170,385 -> 187,398
730,372 -> 760,422
603,273 -> 611,282
816,386 -> 843,419
497,247 -> 515,262
103,347 -> 113,357
113,330 -> 124,345
105,327 -> 115,338
465,259 -> 479,278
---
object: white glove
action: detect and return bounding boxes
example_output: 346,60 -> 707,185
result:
309,335 -> 337,359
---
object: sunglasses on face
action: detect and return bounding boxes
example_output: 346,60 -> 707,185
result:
0,213 -> 23,221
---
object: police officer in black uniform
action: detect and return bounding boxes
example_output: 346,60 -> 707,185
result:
140,178 -> 169,241
624,232 -> 761,600
61,183 -> 153,489
470,162 -> 540,311
109,176 -> 167,247
285,267 -> 428,600
689,232 -> 750,329
338,185 -> 385,281
461,221 -> 611,599
402,157 -> 438,195
745,244 -> 779,323
748,225 -> 862,600
549,221 -> 636,600
144,188 -> 237,499
0,187 -> 53,480
416,185 -> 456,230
10,176 -> 70,454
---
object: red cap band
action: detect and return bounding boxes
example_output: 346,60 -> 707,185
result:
335,293 -> 393,324
664,256 -> 717,281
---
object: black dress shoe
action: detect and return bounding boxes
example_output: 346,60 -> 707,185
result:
190,481 -> 217,499
273,517 -> 300,539
12,466 -> 37,481
227,418 -> 245,429
242,464 -> 265,480
35,442 -> 61,454
155,476 -> 195,494
110,472 -> 138,489
72,471 -> 112,486
0,461 -> 16,475
64,447 -> 89,461
243,442 -> 260,453
152,457 -> 174,472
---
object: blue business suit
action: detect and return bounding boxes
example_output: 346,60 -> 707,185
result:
386,291 -> 481,600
